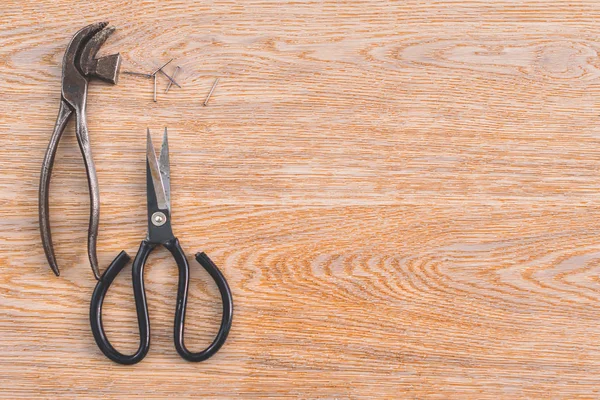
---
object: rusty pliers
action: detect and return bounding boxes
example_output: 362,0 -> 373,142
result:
39,22 -> 122,280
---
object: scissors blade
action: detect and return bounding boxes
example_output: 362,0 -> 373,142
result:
159,127 -> 171,211
147,129 -> 169,211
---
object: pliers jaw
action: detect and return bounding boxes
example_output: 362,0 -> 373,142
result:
87,53 -> 122,84
61,22 -> 122,109
39,22 -> 122,280
78,24 -> 121,84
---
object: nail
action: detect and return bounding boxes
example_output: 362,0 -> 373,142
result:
160,68 -> 181,89
151,58 -> 174,76
165,66 -> 181,93
153,74 -> 157,102
124,71 -> 153,78
203,78 -> 219,106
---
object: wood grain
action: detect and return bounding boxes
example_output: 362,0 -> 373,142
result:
2,0 -> 600,398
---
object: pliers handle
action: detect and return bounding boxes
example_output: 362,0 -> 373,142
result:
38,22 -> 121,280
39,98 -> 100,279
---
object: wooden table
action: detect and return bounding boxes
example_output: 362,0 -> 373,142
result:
2,1 -> 600,398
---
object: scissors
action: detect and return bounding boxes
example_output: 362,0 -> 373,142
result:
90,128 -> 233,365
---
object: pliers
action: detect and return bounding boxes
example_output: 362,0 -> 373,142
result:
39,22 -> 122,280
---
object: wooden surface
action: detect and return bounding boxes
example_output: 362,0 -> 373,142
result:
2,1 -> 600,398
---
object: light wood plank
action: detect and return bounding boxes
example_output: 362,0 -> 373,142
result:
2,1 -> 600,398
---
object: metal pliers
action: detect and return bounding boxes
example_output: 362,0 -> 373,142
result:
39,22 -> 122,280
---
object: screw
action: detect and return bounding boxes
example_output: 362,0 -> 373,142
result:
151,211 -> 167,226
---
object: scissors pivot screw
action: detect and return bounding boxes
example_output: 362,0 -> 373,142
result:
151,211 -> 167,226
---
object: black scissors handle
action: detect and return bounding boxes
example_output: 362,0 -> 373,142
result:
90,238 -> 233,365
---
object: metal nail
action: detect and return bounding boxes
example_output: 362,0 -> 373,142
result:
151,58 -> 174,76
203,78 -> 219,106
153,74 -> 157,102
165,66 -> 181,93
160,68 -> 181,89
124,71 -> 153,78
